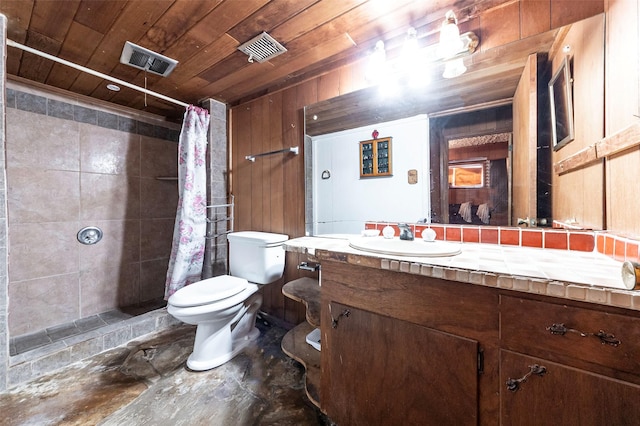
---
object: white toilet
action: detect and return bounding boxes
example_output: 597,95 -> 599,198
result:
167,231 -> 289,371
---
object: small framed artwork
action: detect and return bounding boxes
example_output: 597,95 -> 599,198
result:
448,163 -> 484,188
549,56 -> 575,151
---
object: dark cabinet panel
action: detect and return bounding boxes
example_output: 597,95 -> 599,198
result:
323,302 -> 479,426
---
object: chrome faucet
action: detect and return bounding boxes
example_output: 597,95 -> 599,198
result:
398,223 -> 414,241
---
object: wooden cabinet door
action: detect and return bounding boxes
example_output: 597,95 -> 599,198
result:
501,350 -> 640,425
322,302 -> 479,426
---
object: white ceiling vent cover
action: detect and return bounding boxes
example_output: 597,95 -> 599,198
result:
120,41 -> 178,77
237,32 -> 287,63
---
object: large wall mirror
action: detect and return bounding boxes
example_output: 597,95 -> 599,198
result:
304,14 -> 605,236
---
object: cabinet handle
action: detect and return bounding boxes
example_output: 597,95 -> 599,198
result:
546,323 -> 621,347
506,364 -> 547,392
330,307 -> 350,329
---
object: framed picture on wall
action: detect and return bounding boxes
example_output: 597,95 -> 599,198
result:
448,163 -> 484,188
549,56 -> 575,151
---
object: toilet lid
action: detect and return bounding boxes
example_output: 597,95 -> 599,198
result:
168,275 -> 248,308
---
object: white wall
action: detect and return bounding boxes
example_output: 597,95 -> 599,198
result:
312,115 -> 429,234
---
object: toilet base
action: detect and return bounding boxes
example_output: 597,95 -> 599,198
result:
185,292 -> 263,371
186,326 -> 260,371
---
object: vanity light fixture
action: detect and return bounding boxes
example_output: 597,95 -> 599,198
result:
437,10 -> 479,78
365,40 -> 388,83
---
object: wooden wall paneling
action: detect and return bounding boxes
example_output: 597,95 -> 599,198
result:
250,97 -> 266,231
268,92 -> 285,234
520,0 -> 551,38
551,0 -> 604,29
551,15 -> 605,229
232,104 -> 253,232
264,95 -> 274,234
317,70 -> 341,102
263,94 -> 285,318
512,53 -> 537,224
605,0 -> 640,236
479,0 -> 521,51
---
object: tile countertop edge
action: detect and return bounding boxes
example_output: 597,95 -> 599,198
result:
284,236 -> 640,312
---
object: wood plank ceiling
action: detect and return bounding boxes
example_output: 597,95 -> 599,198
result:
2,0 -> 557,121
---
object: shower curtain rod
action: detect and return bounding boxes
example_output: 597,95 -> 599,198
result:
7,39 -> 189,108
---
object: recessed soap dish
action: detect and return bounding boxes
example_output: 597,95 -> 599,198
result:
306,328 -> 321,351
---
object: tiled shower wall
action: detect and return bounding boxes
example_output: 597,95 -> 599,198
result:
5,80 -> 180,337
1,14 -> 9,391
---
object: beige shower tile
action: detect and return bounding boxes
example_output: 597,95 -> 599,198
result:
79,262 -> 140,317
9,222 -> 80,282
7,169 -> 80,223
140,218 -> 175,261
139,178 -> 179,219
80,124 -> 140,176
78,220 -> 140,270
80,173 -> 140,220
8,273 -> 80,336
140,258 -> 170,302
140,136 -> 178,178
6,109 -> 80,171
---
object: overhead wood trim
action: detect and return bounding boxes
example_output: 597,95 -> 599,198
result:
553,122 -> 640,175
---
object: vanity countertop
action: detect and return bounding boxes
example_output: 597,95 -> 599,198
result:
285,235 -> 640,311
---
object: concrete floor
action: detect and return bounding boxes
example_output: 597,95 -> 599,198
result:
0,319 -> 332,425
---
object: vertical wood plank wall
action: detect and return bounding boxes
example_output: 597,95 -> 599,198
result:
230,1 -> 606,326
605,0 -> 640,235
229,63 -> 368,324
551,15 -> 605,229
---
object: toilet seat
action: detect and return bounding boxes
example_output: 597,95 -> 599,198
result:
168,276 -> 248,308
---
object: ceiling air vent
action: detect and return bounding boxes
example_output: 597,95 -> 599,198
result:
237,32 -> 287,63
120,41 -> 178,77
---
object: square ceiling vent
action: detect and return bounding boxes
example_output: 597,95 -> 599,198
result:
237,32 -> 287,63
120,41 -> 178,77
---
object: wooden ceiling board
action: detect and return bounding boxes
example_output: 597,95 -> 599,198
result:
68,0 -> 174,95
2,0 -> 33,43
226,0 -> 319,44
74,0 -> 127,35
135,0 -> 222,53
30,0 -> 80,44
0,0 -> 599,120
269,0 -> 367,43
221,33 -> 358,101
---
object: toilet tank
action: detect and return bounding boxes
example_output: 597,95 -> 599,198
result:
227,231 -> 289,284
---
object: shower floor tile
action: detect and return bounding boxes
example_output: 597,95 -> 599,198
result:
10,301 -> 167,356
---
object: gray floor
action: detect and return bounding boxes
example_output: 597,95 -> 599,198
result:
0,318 -> 332,425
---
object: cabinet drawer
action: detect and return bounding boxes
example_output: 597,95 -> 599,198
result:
501,295 -> 640,375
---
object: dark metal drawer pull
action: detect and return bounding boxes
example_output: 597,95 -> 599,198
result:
546,323 -> 621,347
330,307 -> 351,329
506,364 -> 547,392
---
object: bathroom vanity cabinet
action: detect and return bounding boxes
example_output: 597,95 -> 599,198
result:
319,259 -> 500,425
300,255 -> 640,425
281,237 -> 640,424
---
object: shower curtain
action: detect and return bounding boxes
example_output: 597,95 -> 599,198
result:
164,105 -> 210,299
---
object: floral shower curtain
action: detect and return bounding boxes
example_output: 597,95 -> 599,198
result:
164,105 -> 210,299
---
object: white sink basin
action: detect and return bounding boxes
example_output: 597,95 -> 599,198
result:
348,236 -> 461,257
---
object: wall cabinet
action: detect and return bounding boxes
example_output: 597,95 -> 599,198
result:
359,137 -> 392,177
